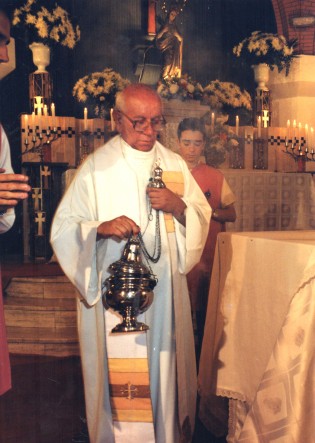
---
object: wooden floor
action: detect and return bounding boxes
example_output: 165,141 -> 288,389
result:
0,258 -> 226,442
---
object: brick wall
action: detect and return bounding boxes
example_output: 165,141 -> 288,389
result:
271,0 -> 315,54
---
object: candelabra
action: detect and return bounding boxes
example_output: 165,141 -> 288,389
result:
22,125 -> 59,162
283,138 -> 315,172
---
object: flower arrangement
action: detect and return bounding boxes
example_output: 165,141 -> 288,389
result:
73,68 -> 130,118
156,74 -> 204,101
233,31 -> 298,76
203,80 -> 252,112
203,117 -> 240,168
12,0 -> 80,49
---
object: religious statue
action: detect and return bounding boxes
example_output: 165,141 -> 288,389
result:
156,6 -> 183,79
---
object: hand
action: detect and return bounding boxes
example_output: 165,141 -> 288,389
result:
147,188 -> 186,220
97,215 -> 140,240
0,171 -> 31,211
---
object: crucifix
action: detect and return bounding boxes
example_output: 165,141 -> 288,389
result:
32,188 -> 42,211
34,96 -> 44,115
40,165 -> 51,189
120,382 -> 138,400
35,211 -> 46,236
262,110 -> 270,128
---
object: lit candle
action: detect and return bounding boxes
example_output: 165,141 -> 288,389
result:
84,107 -> 88,131
24,114 -> 29,134
43,105 -> 48,116
257,116 -> 261,138
31,111 -> 36,136
305,123 -> 309,147
211,112 -> 215,131
298,122 -> 302,143
293,119 -> 297,140
38,107 -> 42,133
311,127 -> 314,150
51,103 -> 56,128
110,108 -> 115,132
235,115 -> 239,136
286,119 -> 290,141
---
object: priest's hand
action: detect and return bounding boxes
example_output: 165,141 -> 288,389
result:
97,216 -> 140,240
0,170 -> 31,212
147,188 -> 187,225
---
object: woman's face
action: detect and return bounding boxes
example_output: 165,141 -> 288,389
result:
178,130 -> 205,169
169,10 -> 178,22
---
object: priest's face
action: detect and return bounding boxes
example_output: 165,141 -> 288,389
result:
0,12 -> 10,63
116,91 -> 163,152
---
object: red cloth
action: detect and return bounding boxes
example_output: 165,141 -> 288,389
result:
0,267 -> 11,395
187,164 -> 225,312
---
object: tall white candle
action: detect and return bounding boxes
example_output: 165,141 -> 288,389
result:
257,116 -> 261,138
110,108 -> 115,132
305,123 -> 309,146
84,107 -> 88,131
293,119 -> 297,139
31,111 -> 36,136
311,127 -> 314,150
51,103 -> 56,128
286,119 -> 290,140
235,115 -> 239,136
211,112 -> 215,130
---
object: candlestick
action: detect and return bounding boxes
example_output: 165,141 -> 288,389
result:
257,116 -> 261,138
31,112 -> 36,137
235,115 -> 239,136
84,107 -> 88,131
286,119 -> 290,141
110,108 -> 115,132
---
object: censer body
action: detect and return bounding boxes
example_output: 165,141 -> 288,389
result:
102,235 -> 157,333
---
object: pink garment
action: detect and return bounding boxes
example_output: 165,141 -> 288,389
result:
0,267 -> 11,395
187,164 -> 225,312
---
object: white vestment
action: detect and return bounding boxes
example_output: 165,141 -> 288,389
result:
51,136 -> 211,443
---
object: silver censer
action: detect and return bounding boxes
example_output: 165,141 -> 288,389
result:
102,235 -> 157,333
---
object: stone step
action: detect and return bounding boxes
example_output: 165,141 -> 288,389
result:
3,275 -> 80,357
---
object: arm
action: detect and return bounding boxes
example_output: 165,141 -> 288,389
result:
212,203 -> 236,223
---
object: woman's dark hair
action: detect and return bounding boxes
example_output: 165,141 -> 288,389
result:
0,3 -> 11,20
177,117 -> 207,140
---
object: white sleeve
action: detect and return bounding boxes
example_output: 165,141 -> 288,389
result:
0,126 -> 15,234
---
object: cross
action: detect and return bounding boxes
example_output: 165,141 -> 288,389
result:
262,110 -> 269,128
35,211 -> 46,236
40,165 -> 51,189
120,382 -> 138,400
32,188 -> 42,211
34,96 -> 44,115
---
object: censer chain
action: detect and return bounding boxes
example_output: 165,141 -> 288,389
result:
138,209 -> 161,264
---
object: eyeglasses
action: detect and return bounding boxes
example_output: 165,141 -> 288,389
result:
117,109 -> 166,133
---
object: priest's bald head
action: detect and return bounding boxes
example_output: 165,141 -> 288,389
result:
114,84 -> 166,152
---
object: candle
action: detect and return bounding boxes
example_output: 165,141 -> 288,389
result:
257,116 -> 261,138
286,119 -> 290,141
24,114 -> 29,135
235,115 -> 239,136
110,108 -> 115,132
51,103 -> 56,128
298,122 -> 302,144
311,127 -> 314,150
305,123 -> 309,147
38,108 -> 42,133
31,111 -> 36,137
293,119 -> 297,140
43,105 -> 48,116
211,112 -> 215,131
84,107 -> 88,131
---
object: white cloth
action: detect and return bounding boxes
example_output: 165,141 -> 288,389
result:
0,125 -> 15,233
51,135 -> 211,443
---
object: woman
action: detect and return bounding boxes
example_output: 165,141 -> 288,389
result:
178,117 -> 236,349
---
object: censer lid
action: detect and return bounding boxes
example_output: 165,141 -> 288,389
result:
109,235 -> 155,278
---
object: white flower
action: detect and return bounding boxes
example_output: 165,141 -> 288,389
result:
169,84 -> 179,94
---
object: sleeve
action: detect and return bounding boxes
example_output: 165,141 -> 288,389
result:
0,126 -> 15,234
175,159 -> 212,274
221,177 -> 236,207
50,159 -> 104,306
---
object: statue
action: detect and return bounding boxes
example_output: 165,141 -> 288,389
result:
156,6 -> 183,79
